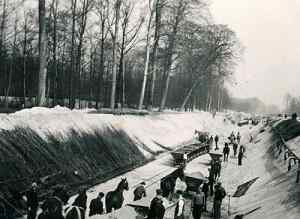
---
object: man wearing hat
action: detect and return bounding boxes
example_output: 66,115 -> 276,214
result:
89,192 -> 105,216
201,179 -> 209,211
213,182 -> 226,219
147,189 -> 165,219
133,182 -> 147,201
26,182 -> 38,219
208,168 -> 215,196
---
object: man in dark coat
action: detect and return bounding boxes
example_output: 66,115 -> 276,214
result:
73,188 -> 87,210
147,189 -> 165,219
223,143 -> 230,162
233,142 -> 238,157
213,182 -> 226,219
208,168 -> 215,196
237,132 -> 241,144
89,192 -> 104,216
201,180 -> 209,211
214,160 -> 221,180
26,182 -> 39,219
133,182 -> 147,201
238,150 -> 244,166
214,135 -> 219,150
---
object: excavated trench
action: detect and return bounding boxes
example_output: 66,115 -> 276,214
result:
0,108 -> 237,217
0,126 -> 148,216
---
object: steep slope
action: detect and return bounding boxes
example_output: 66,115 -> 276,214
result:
0,107 -> 237,209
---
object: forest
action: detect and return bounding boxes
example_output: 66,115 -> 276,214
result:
0,0 -> 242,111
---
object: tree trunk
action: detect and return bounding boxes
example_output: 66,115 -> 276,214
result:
149,0 -> 162,110
138,0 -> 156,110
110,0 -> 121,110
97,20 -> 106,109
52,0 -> 58,107
122,58 -> 126,106
5,58 -> 13,108
117,20 -> 127,106
0,0 -> 6,55
37,0 -> 48,106
69,0 -> 77,108
23,13 -> 28,108
159,0 -> 183,111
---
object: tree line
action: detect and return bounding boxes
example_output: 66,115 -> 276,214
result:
0,0 -> 242,111
284,93 -> 300,115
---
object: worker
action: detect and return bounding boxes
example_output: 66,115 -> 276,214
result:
174,191 -> 185,219
214,135 -> 219,150
236,132 -> 241,144
89,192 -> 104,216
133,182 -> 147,201
201,179 -> 209,211
26,182 -> 39,219
213,182 -> 226,219
192,186 -> 205,219
147,189 -> 165,219
223,143 -> 230,162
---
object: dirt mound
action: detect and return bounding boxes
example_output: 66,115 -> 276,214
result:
0,126 -> 146,215
273,119 -> 300,141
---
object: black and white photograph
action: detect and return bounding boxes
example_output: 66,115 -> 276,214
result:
0,0 -> 299,218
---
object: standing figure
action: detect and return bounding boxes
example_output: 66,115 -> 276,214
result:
201,180 -> 209,212
223,143 -> 230,162
233,142 -> 238,157
26,182 -> 39,219
192,188 -> 205,219
133,182 -> 147,201
73,188 -> 87,217
214,135 -> 219,150
249,134 -> 253,143
214,160 -> 222,180
238,150 -> 245,166
209,136 -> 214,150
174,191 -> 185,219
236,132 -> 241,144
239,145 -> 246,154
89,192 -> 104,216
213,182 -> 226,219
208,168 -> 215,196
147,189 -> 165,219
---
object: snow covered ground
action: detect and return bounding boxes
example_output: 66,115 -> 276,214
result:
0,106 -> 239,157
5,106 -> 296,219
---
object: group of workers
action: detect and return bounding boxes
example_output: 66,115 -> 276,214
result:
23,182 -> 105,219
222,131 -> 246,166
15,129 -> 250,219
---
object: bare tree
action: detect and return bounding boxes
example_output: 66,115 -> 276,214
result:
37,0 -> 48,106
69,0 -> 77,108
110,0 -> 121,109
159,0 -> 187,111
22,11 -> 28,107
116,0 -> 143,107
180,25 -> 241,111
50,0 -> 59,106
76,0 -> 94,108
4,14 -> 18,108
148,0 -> 165,110
95,0 -> 110,108
138,0 -> 157,110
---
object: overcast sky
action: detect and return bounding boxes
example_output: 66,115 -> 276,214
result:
210,0 -> 300,108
